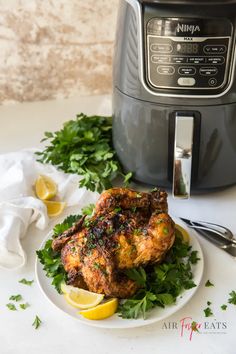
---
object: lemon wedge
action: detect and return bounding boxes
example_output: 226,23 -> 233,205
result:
63,285 -> 104,310
79,298 -> 118,320
43,200 -> 66,217
175,224 -> 190,244
35,175 -> 57,200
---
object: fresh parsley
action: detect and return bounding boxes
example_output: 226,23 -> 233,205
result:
32,315 -> 42,329
53,214 -> 81,237
20,303 -> 30,310
205,280 -> 214,287
37,239 -> 67,293
191,321 -> 200,333
221,304 -> 227,311
37,214 -> 83,293
6,303 -> 17,311
204,307 -> 213,317
36,113 -> 132,193
81,204 -> 95,216
9,294 -> 22,302
19,278 -> 34,286
118,234 -> 198,319
228,290 -> 236,305
207,301 -> 212,306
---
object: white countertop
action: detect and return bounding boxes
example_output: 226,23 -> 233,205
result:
0,95 -> 236,354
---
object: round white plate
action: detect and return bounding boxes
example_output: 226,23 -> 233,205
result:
35,217 -> 204,329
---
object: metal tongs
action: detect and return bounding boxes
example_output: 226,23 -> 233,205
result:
180,218 -> 236,258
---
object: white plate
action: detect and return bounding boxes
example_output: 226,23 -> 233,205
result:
35,217 -> 204,329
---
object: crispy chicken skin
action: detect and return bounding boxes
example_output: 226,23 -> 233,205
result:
52,188 -> 175,298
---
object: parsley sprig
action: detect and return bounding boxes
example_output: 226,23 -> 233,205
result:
19,278 -> 34,286
32,315 -> 42,329
36,114 -> 132,193
37,214 -> 83,293
228,290 -> 236,305
118,234 -> 199,319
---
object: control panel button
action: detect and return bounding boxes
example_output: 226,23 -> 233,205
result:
150,43 -> 173,53
199,67 -> 218,76
178,67 -> 196,76
171,56 -> 187,64
204,45 -> 226,54
177,77 -> 196,86
151,55 -> 170,64
208,78 -> 217,86
157,65 -> 175,75
188,57 -> 205,64
206,56 -> 225,64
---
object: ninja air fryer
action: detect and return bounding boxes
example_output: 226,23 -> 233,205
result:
112,0 -> 236,198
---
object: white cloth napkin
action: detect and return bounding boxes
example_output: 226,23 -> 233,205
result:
0,150 -> 99,270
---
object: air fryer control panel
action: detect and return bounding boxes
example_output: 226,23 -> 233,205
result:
145,18 -> 233,95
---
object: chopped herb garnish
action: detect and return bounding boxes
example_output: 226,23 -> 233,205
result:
82,204 -> 95,216
191,321 -> 200,333
134,228 -> 142,236
114,207 -> 122,213
32,315 -> 42,329
207,301 -> 212,306
93,262 -> 100,270
9,294 -> 22,302
205,280 -> 214,287
228,290 -> 236,305
19,278 -> 34,286
204,307 -> 213,317
163,227 -> 169,235
20,303 -> 30,310
221,304 -> 227,311
6,303 -> 17,311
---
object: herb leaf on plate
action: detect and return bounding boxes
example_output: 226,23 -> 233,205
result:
19,278 -> 34,286
37,214 -> 83,293
118,234 -> 198,319
204,307 -> 213,317
228,290 -> 236,305
6,303 -> 17,311
32,315 -> 42,329
205,280 -> 214,287
36,114 -> 132,193
9,294 -> 22,302
53,214 -> 81,237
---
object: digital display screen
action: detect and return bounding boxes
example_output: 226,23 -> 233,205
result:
176,43 -> 199,54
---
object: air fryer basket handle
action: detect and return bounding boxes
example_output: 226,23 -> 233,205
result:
172,113 -> 194,199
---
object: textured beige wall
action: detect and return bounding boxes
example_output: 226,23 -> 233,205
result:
0,0 -> 119,104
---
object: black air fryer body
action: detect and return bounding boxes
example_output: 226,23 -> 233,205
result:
113,0 -> 236,197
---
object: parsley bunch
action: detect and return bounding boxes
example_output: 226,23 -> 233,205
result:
36,113 -> 132,193
118,234 -> 199,319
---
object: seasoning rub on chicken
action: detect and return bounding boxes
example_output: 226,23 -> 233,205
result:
52,188 -> 175,298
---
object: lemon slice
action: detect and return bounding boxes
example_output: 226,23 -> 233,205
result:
79,298 -> 118,320
35,175 -> 57,200
64,287 -> 104,310
43,200 -> 66,217
61,283 -> 76,294
175,224 -> 190,244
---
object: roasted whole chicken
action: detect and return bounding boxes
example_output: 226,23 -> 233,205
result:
52,188 -> 175,298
